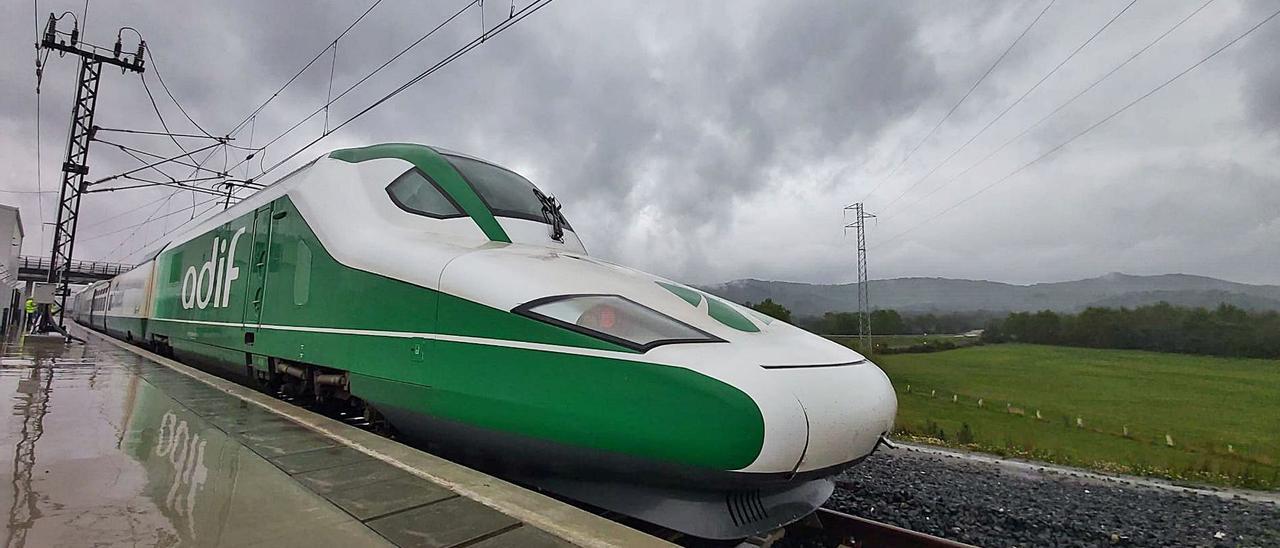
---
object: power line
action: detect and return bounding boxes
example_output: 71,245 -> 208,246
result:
106,143 -> 180,186
85,191 -> 181,244
226,0 -> 385,137
859,0 -> 1056,204
78,191 -> 175,231
91,175 -> 228,196
0,189 -> 57,195
87,192 -> 221,244
122,198 -> 223,261
140,72 -> 196,157
132,51 -> 258,150
877,0 -> 1139,217
144,48 -> 215,138
33,0 -> 47,251
96,139 -> 234,176
225,0 -> 483,177
880,0 -> 1216,224
875,3 -> 1279,249
101,191 -> 185,261
93,126 -> 224,141
85,143 -> 225,258
90,141 -> 224,185
252,0 -> 553,181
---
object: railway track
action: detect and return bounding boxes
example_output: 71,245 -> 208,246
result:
257,374 -> 971,547
582,502 -> 974,547
787,508 -> 975,548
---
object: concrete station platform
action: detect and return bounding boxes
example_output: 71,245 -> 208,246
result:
0,327 -> 670,548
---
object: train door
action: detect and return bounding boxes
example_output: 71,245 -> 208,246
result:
241,203 -> 275,338
87,285 -> 98,327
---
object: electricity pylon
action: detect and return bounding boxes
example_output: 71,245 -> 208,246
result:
844,203 -> 875,354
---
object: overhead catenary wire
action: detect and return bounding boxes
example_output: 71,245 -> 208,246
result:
225,0 -> 385,138
224,0 -> 484,177
69,0 -> 544,261
877,0 -> 1139,218
96,139 -> 238,178
33,0 -> 47,250
93,126 -> 229,142
140,72 -> 197,157
90,141 -> 224,185
242,115 -> 256,181
133,50 -> 257,150
87,190 -> 184,245
93,65 -> 243,200
109,142 -> 197,185
97,145 -> 243,203
85,143 -> 225,204
874,3 -> 1280,249
78,191 -> 178,231
0,188 -> 58,195
90,175 -> 228,196
857,0 -> 1057,205
324,39 -> 338,133
90,143 -> 226,256
139,65 -> 212,217
122,198 -> 224,261
879,0 -> 1217,224
144,48 -> 216,139
93,192 -> 224,249
101,190 -> 213,261
250,0 -> 553,181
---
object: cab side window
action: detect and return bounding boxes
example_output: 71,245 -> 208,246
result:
386,168 -> 464,219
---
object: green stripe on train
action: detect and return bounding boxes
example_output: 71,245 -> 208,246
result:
328,143 -> 511,243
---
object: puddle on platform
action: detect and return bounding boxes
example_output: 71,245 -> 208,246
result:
0,333 -> 385,547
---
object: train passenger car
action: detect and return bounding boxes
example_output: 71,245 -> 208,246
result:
86,280 -> 110,332
102,261 -> 155,342
73,143 -> 897,539
71,284 -> 90,325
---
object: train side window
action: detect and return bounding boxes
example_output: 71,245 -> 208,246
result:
168,252 -> 183,284
386,168 -> 465,219
294,241 -> 311,306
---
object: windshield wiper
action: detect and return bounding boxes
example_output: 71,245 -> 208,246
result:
533,188 -> 565,242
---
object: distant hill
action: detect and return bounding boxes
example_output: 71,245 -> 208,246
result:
702,273 -> 1280,317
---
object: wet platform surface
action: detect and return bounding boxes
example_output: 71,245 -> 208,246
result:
0,331 -> 583,547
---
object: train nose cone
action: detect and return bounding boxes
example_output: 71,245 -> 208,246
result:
771,360 -> 897,473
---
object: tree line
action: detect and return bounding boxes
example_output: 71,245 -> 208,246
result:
746,297 -> 1280,359
745,300 -> 996,335
794,309 -> 997,336
982,303 -> 1280,359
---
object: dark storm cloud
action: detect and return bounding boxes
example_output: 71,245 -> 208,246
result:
2,0 -> 1277,286
368,1 -> 947,262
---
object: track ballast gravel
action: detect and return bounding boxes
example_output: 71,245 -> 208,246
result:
823,446 -> 1280,547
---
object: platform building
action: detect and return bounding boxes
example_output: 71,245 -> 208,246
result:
0,204 -> 22,335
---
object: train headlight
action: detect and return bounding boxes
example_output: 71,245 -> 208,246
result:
514,295 -> 723,352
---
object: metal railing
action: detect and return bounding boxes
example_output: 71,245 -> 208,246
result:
19,256 -> 135,277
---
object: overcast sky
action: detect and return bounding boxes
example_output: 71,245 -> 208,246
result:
2,0 -> 1277,286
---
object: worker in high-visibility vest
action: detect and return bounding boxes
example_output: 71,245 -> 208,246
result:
24,298 -> 37,331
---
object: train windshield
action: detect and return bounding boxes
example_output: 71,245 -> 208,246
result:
445,155 -> 570,229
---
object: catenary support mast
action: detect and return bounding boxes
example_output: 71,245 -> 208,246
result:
38,14 -> 146,331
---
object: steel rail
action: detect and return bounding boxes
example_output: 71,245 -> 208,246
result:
809,508 -> 975,548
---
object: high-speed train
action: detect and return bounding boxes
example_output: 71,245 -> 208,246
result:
72,143 -> 897,539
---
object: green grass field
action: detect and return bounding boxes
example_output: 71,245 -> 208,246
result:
873,343 -> 1280,490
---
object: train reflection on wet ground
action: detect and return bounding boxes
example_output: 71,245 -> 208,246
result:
0,332 -> 393,547
0,322 -> 670,548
